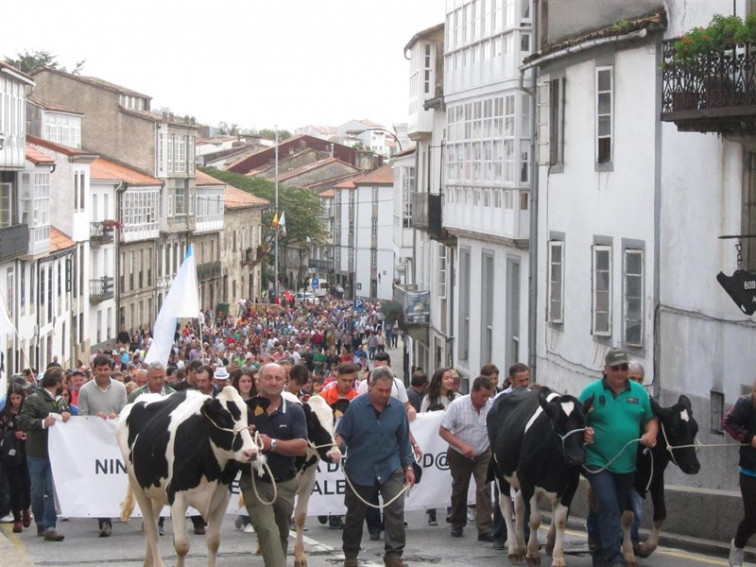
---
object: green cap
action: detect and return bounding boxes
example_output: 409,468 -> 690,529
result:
605,348 -> 629,367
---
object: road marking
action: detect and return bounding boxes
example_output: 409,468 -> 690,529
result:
294,531 -> 383,565
562,527 -> 728,566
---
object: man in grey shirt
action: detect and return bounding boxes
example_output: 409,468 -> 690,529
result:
78,354 -> 127,537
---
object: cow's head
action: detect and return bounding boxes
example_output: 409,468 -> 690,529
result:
539,388 -> 594,468
304,396 -> 342,463
202,386 -> 258,463
652,395 -> 700,474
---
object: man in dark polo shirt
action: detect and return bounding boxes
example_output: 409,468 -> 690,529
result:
239,362 -> 307,566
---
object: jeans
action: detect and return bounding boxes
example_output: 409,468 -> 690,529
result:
344,469 -> 406,560
26,455 -> 57,532
628,488 -> 643,544
585,469 -> 635,567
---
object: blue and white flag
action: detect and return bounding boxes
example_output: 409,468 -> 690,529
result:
144,245 -> 199,366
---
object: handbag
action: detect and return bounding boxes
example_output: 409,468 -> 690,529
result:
0,430 -> 23,467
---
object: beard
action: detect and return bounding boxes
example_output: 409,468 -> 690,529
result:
55,384 -> 65,396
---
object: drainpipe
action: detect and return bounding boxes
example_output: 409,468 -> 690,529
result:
115,181 -> 126,335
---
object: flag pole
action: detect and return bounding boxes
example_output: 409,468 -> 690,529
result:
274,125 -> 279,301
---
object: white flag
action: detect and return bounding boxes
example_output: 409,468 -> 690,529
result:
279,211 -> 286,237
144,245 -> 199,366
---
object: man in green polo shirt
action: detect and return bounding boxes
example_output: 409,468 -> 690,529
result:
579,348 -> 657,567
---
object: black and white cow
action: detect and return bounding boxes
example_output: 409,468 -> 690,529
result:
621,395 -> 700,566
117,387 -> 260,567
245,392 -> 344,567
488,387 -> 593,567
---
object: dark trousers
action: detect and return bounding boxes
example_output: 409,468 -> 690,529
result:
448,448 -> 493,534
736,472 -> 756,548
344,470 -> 406,560
585,469 -> 635,567
4,463 -> 30,522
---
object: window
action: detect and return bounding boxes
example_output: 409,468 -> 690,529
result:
623,248 -> 644,347
592,245 -> 612,336
438,243 -> 447,299
6,268 -> 14,319
549,78 -> 565,167
402,166 -> 415,228
459,249 -> 471,361
175,135 -> 186,173
371,218 -> 377,237
424,44 -> 432,94
481,253 -> 495,364
0,182 -> 11,227
371,249 -> 377,269
167,135 -> 174,173
596,67 -> 613,164
548,240 -> 564,324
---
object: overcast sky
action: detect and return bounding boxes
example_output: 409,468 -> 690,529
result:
2,0 -> 446,133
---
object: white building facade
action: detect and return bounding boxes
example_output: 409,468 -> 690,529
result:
443,0 -> 534,383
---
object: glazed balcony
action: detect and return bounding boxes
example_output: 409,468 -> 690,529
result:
90,276 -> 114,303
660,39 -> 756,134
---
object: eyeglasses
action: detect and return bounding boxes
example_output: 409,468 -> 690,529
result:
610,363 -> 629,371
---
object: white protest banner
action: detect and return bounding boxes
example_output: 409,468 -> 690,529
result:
48,411 -> 472,518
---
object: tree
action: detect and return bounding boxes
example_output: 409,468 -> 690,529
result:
257,128 -> 292,141
5,50 -> 85,74
198,165 -> 329,251
217,122 -> 240,136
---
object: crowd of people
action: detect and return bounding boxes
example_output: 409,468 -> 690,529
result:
0,295 -> 753,567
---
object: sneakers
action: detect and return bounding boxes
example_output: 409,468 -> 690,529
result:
13,521 -> 22,533
194,526 -> 206,535
44,530 -> 65,542
477,532 -> 494,542
369,531 -> 381,541
244,524 -> 255,534
22,510 -> 31,528
729,539 -> 745,567
99,521 -> 112,538
384,556 -> 408,567
36,524 -> 45,537
344,555 -> 359,567
234,516 -> 244,530
451,527 -> 464,537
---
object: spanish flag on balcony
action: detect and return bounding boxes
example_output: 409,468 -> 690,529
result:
272,213 -> 279,227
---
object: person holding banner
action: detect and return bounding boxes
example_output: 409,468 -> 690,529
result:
336,366 -> 416,567
18,366 -> 71,542
439,376 -> 496,541
78,354 -> 127,538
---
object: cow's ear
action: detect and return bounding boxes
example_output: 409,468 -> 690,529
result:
246,397 -> 269,418
538,388 -> 557,418
581,394 -> 595,414
331,399 -> 350,418
677,395 -> 693,413
201,398 -> 223,420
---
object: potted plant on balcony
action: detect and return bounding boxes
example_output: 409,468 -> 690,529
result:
102,219 -> 122,230
671,14 -> 756,108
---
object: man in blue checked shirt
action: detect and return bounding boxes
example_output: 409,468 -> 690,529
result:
335,366 -> 416,567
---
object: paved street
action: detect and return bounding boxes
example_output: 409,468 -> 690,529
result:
0,510 -> 734,567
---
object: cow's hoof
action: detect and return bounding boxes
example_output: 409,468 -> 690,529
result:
508,552 -> 525,563
638,543 -> 656,558
526,554 -> 541,566
294,558 -> 308,567
545,542 -> 554,555
549,559 -> 566,567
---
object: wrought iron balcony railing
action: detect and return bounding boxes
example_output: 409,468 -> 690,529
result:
0,223 -> 29,262
90,221 -> 115,243
197,260 -> 221,281
660,39 -> 756,133
90,276 -> 114,303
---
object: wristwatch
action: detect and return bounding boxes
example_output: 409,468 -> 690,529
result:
270,439 -> 278,452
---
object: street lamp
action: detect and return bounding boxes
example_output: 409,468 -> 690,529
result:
345,127 -> 403,153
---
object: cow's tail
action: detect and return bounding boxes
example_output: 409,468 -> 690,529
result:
120,483 -> 135,523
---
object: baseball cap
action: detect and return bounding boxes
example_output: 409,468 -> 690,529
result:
605,348 -> 629,367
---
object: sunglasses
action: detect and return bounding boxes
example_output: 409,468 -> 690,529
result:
610,363 -> 629,371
